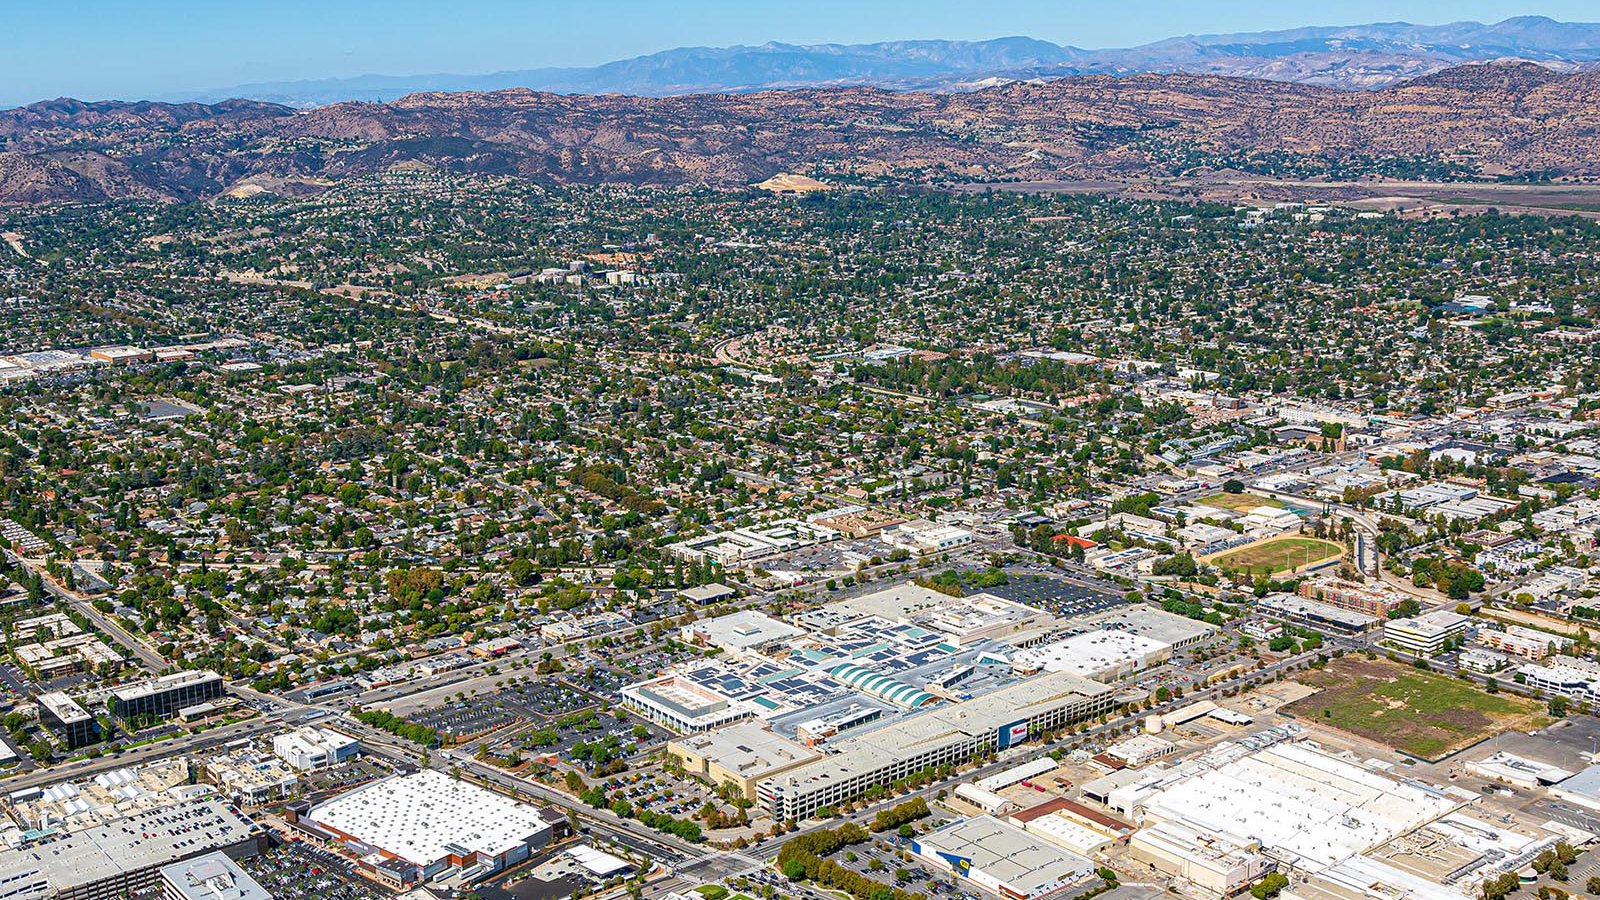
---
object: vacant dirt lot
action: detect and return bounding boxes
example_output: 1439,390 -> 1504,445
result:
1285,656 -> 1548,760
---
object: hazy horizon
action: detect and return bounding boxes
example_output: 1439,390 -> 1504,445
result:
5,0 -> 1600,107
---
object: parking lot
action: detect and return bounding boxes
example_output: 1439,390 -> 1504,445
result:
988,569 -> 1126,618
825,833 -> 961,900
244,840 -> 392,900
409,677 -> 606,741
300,757 -> 395,800
603,767 -> 721,819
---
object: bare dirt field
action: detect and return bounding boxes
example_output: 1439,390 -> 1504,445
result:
1285,656 -> 1548,760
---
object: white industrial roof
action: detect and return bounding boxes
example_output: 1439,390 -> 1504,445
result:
1140,742 -> 1462,873
309,770 -> 550,867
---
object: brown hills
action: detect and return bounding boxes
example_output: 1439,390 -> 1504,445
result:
1,63 -> 1597,204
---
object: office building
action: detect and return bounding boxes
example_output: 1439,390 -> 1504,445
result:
272,727 -> 360,771
1383,612 -> 1472,656
36,692 -> 100,749
111,671 -> 225,721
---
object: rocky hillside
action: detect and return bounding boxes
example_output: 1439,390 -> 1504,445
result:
3,63 -> 1598,204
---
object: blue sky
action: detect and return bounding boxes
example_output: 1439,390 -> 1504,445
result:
3,0 -> 1596,107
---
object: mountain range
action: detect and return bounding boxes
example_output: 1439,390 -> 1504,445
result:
169,16 -> 1600,105
5,61 -> 1600,205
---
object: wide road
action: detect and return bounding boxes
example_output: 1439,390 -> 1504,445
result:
2,548 -> 167,671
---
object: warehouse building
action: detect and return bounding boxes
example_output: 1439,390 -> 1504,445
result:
1128,820 -> 1269,898
0,795 -> 262,900
307,770 -> 553,879
952,783 -> 1017,816
1010,798 -> 1131,857
111,670 -> 225,721
911,815 -> 1095,900
759,672 -> 1114,822
1129,741 -> 1463,875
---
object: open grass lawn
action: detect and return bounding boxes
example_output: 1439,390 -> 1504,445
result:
1198,492 -> 1285,513
1208,536 -> 1341,573
1285,656 -> 1548,760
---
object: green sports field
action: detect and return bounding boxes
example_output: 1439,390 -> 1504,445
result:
1208,536 -> 1341,574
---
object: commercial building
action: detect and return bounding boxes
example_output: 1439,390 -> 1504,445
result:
667,722 -> 822,801
679,583 -> 736,605
667,519 -> 836,566
88,346 -> 154,366
1517,660 -> 1600,703
1129,820 -> 1269,898
882,521 -> 975,555
1126,740 -> 1461,875
205,749 -> 299,805
1295,578 -> 1405,618
621,674 -> 755,732
1383,612 -> 1472,656
1078,605 -> 1217,649
679,610 -> 803,657
1010,631 -> 1171,681
36,692 -> 100,749
111,671 -> 225,721
814,584 -> 1060,647
160,853 -> 271,900
1009,798 -> 1130,856
307,770 -> 553,879
0,796 -> 262,900
760,672 -> 1115,821
1474,625 -> 1569,660
1257,593 -> 1379,635
272,726 -> 360,771
911,815 -> 1095,900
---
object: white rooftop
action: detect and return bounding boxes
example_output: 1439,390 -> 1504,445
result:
1139,742 -> 1462,873
309,770 -> 551,867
